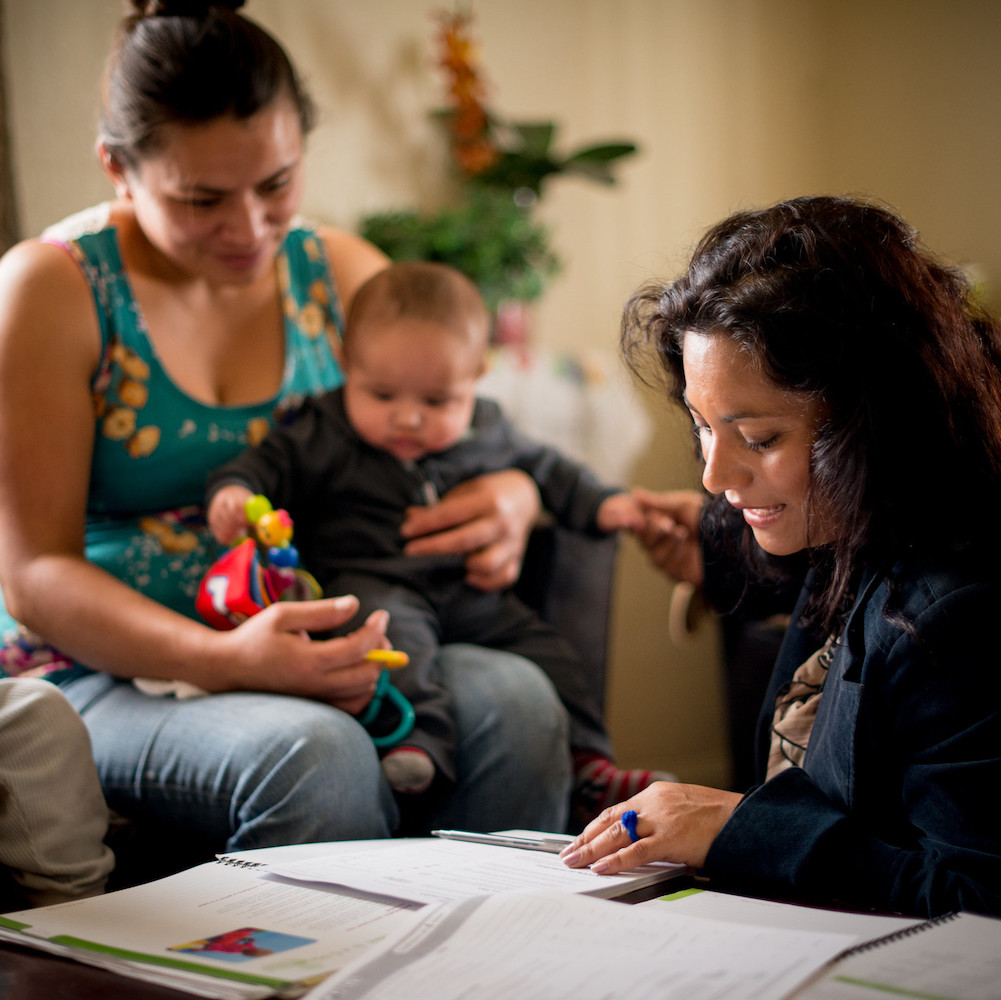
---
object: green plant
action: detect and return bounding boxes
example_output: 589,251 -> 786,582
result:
360,187 -> 559,313
359,9 -> 637,311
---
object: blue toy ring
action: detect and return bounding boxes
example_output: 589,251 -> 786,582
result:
357,671 -> 416,749
621,809 -> 640,843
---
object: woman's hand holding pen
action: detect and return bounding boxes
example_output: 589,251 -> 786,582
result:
560,781 -> 743,874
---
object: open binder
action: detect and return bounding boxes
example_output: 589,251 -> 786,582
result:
791,910 -> 1001,999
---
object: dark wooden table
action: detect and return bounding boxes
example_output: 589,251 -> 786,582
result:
0,940 -> 194,999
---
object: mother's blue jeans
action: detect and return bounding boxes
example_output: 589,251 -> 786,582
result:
63,644 -> 571,853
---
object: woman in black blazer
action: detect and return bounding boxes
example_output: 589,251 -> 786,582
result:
562,195 -> 1001,919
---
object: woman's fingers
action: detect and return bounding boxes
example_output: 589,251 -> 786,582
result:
401,471 -> 537,590
560,803 -> 649,873
267,594 -> 360,633
560,784 -> 743,874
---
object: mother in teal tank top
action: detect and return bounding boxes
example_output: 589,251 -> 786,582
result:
0,0 -> 570,867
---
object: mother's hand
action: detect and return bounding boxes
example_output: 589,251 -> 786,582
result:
209,595 -> 386,714
400,469 -> 541,591
560,781 -> 743,874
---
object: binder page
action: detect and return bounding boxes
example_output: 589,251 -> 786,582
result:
305,889 -> 856,1000
0,859 -> 416,996
792,911 -> 1001,1000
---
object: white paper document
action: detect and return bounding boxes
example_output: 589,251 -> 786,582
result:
305,889 -> 857,1000
265,837 -> 683,905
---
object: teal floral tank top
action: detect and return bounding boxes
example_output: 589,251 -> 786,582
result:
0,216 -> 345,682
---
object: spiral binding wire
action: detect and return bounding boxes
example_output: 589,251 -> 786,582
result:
840,910 -> 959,957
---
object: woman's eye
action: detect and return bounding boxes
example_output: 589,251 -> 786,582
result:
262,177 -> 290,196
745,434 -> 779,451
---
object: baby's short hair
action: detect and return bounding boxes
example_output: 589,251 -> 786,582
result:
344,261 -> 490,357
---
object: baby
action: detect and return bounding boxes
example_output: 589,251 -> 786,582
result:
207,261 -> 670,823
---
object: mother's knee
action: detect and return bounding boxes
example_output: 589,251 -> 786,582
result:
213,695 -> 395,847
217,695 -> 382,790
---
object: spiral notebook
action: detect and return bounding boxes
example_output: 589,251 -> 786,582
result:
791,910 -> 1001,999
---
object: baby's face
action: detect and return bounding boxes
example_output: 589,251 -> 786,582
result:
343,319 -> 484,462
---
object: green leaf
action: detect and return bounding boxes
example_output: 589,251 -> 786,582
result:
562,142 -> 638,166
475,152 -> 561,195
505,121 -> 557,158
559,142 -> 638,184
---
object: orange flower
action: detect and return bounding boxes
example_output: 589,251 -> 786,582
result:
454,138 -> 499,175
436,10 -> 498,177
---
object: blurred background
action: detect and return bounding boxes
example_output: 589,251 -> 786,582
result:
3,0 -> 1000,788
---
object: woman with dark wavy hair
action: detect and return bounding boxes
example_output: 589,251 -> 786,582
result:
562,195 -> 1001,918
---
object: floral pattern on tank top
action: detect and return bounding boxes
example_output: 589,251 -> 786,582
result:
0,221 -> 345,683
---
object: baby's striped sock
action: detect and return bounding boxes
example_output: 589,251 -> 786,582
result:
571,752 -> 676,828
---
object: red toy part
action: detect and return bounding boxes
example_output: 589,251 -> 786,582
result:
196,538 -> 273,630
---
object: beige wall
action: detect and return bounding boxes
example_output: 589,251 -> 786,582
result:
5,0 -> 1001,785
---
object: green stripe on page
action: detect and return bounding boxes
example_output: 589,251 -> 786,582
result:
49,936 -> 290,989
833,976 -> 966,1000
657,887 -> 704,902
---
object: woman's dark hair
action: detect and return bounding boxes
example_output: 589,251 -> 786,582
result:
100,0 -> 316,168
622,195 -> 1001,631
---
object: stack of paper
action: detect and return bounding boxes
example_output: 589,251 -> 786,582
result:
0,835 -> 685,998
5,837 -> 995,1000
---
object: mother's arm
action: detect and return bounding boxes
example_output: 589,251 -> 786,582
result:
0,240 -> 383,711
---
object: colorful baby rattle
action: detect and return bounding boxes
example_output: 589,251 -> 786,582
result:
195,495 -> 414,747
195,494 -> 320,629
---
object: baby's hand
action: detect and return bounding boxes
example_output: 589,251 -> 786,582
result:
596,492 -> 648,534
631,487 -> 706,586
207,484 -> 255,545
